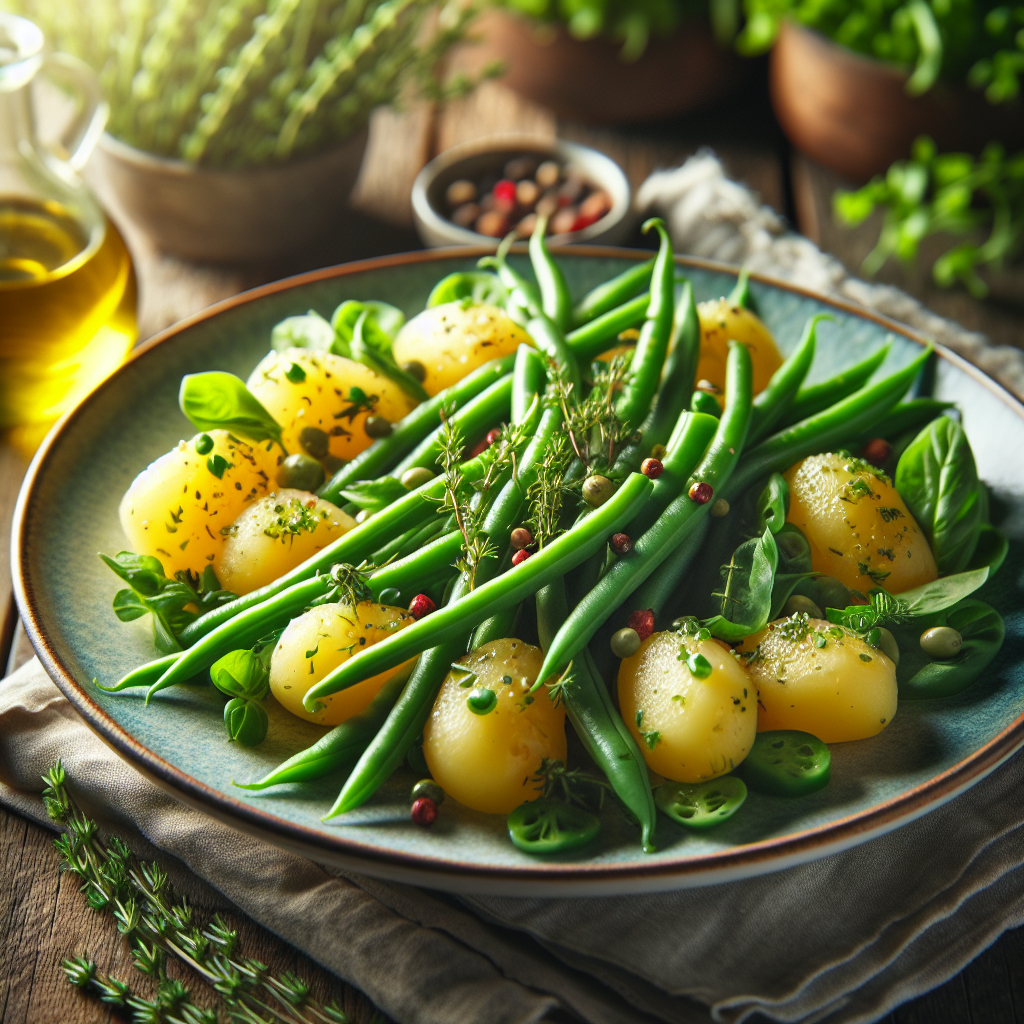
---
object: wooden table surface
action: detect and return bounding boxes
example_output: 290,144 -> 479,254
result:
1,64 -> 1021,1024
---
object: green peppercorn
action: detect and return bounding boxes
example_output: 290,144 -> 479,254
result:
876,627 -> 900,666
783,595 -> 824,619
401,466 -> 435,490
224,698 -> 268,746
378,587 -> 402,605
402,360 -> 427,382
299,426 -> 330,459
276,453 -> 325,491
710,498 -> 730,518
920,626 -> 963,660
411,778 -> 445,805
690,391 -> 721,417
467,687 -> 497,715
364,415 -> 393,439
582,475 -> 615,507
195,433 -> 214,455
611,627 -> 641,658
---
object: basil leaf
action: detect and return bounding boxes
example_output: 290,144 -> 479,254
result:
893,599 -> 1005,700
427,271 -> 508,309
704,527 -> 779,641
340,477 -> 408,512
756,472 -> 789,534
332,302 -> 428,402
895,416 -> 984,574
112,589 -> 149,622
769,573 -> 816,620
270,311 -> 334,353
967,524 -> 1008,575
775,523 -> 813,574
179,372 -> 283,449
210,649 -> 270,701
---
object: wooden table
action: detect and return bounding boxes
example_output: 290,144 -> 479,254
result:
1,68 -> 1022,1023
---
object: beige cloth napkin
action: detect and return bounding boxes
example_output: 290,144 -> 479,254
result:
2,658 -> 1023,1024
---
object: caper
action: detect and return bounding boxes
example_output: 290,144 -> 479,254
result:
276,453 -> 325,491
582,475 -> 615,507
410,778 -> 445,805
299,426 -> 330,459
402,360 -> 427,382
876,627 -> 900,666
466,687 -> 497,715
611,627 -> 641,658
401,466 -> 435,490
378,587 -> 401,605
783,594 -> 823,619
813,576 -> 856,611
710,498 -> 730,518
195,433 -> 214,455
364,415 -> 393,439
920,626 -> 963,660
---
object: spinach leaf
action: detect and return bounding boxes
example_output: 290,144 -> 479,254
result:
340,477 -> 409,512
967,524 -> 1008,575
427,271 -> 508,309
895,415 -> 984,574
101,554 -> 236,654
270,311 -> 334,353
825,566 -> 990,630
756,472 -> 789,534
893,599 -> 1005,700
179,372 -> 284,450
704,527 -> 779,641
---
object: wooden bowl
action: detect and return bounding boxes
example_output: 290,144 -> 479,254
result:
465,9 -> 747,125
770,21 -> 1024,182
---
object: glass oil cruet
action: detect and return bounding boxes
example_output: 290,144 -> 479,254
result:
0,13 -> 137,456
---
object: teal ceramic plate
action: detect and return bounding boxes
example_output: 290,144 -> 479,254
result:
14,248 -> 1024,895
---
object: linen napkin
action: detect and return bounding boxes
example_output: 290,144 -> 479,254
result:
4,155 -> 1024,1024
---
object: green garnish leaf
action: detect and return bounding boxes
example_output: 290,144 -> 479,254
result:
180,372 -> 284,450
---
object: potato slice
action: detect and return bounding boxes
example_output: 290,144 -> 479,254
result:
695,299 -> 783,404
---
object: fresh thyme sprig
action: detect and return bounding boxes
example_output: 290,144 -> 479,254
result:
43,762 -> 367,1024
532,758 -> 611,812
525,433 -> 573,549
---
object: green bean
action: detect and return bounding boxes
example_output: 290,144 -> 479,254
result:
565,292 -> 648,363
471,598 -> 521,649
728,268 -> 756,311
479,235 -> 542,323
390,373 -> 513,478
303,473 -> 654,709
512,345 -> 546,425
370,515 -> 446,565
318,354 -> 515,504
722,347 -> 932,503
529,215 -> 573,333
781,344 -> 889,427
746,314 -> 827,445
615,219 -> 676,432
535,342 -> 753,684
96,653 -> 184,694
527,314 -> 582,395
857,398 -> 955,442
571,259 -> 654,328
630,516 -> 710,624
234,663 -> 413,790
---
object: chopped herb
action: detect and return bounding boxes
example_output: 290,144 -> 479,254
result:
634,709 -> 662,749
263,497 -> 327,539
878,507 -> 905,523
857,560 -> 891,584
877,547 -> 896,561
859,653 -> 873,662
207,454 -> 233,479
285,362 -> 307,383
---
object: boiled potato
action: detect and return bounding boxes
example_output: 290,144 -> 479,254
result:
392,303 -> 532,396
617,631 -> 757,783
736,614 -> 897,742
785,451 -> 938,593
695,299 -> 784,405
422,639 -> 566,814
270,601 -> 415,726
214,489 -> 356,595
119,429 -> 276,577
247,348 -> 417,464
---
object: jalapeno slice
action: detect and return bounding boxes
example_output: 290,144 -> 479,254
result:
507,798 -> 600,854
654,777 -> 747,829
742,730 -> 831,797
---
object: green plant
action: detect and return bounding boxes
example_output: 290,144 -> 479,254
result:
8,0 -> 492,166
834,137 -> 1024,296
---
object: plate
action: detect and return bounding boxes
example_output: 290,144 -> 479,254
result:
14,247 -> 1024,896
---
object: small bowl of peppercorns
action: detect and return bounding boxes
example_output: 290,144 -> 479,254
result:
412,136 -> 632,248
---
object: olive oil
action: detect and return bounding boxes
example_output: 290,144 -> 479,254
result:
0,196 -> 137,453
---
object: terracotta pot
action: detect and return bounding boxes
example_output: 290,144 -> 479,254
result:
770,21 -> 1024,182
87,128 -> 369,265
467,9 -> 747,124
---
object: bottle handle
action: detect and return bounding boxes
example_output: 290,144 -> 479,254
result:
40,52 -> 109,172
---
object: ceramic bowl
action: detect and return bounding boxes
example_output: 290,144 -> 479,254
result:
411,137 -> 632,248
14,248 -> 1024,896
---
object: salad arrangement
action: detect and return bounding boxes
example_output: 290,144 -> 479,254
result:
100,222 -> 1008,855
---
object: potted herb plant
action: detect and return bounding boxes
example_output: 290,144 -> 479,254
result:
464,0 -> 748,124
11,0 -> 484,263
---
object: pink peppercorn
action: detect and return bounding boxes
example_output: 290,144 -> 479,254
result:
512,549 -> 531,567
510,527 -> 533,550
861,438 -> 891,467
641,457 -> 663,479
610,533 -> 633,555
411,797 -> 438,827
689,481 -> 714,504
409,594 -> 436,620
627,609 -> 655,641
485,428 -> 502,446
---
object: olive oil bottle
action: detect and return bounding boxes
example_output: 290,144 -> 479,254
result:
0,14 -> 138,455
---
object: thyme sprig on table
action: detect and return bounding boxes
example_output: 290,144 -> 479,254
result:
43,762 -> 370,1024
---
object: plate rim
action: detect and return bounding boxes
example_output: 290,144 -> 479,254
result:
14,244 -> 1024,893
